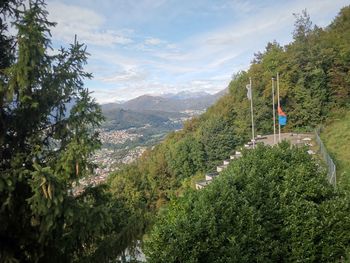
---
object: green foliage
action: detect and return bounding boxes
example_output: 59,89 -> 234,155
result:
110,7 -> 350,261
108,7 -> 350,252
102,108 -> 177,130
2,1 -> 349,261
145,144 -> 350,262
166,134 -> 206,179
224,7 -> 350,132
321,110 -> 350,185
199,116 -> 236,168
0,1 -> 135,262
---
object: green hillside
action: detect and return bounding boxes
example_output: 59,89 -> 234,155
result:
321,110 -> 350,185
2,0 -> 350,261
103,108 -> 173,130
109,5 -> 350,201
108,6 -> 350,257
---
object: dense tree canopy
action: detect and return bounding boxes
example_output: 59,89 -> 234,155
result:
108,7 -> 350,250
0,1 -> 139,262
227,7 -> 350,131
145,143 -> 350,262
1,1 -> 350,261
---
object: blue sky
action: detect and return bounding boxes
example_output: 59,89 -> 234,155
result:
46,0 -> 348,103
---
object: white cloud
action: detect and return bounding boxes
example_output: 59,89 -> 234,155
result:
47,0 -> 348,103
91,88 -> 127,104
211,0 -> 255,13
47,1 -> 132,46
92,77 -> 230,104
150,0 -> 348,77
99,68 -> 148,83
144,37 -> 164,46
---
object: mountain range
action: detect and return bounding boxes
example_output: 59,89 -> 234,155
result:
161,91 -> 212,100
102,89 -> 227,113
101,89 -> 227,130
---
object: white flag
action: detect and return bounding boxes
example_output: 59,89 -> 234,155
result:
246,84 -> 252,100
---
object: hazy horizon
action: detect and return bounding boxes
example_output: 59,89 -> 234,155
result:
46,0 -> 348,103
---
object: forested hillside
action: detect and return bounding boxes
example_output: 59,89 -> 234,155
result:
138,8 -> 350,261
1,0 -> 350,262
108,6 -> 350,244
102,107 -> 172,130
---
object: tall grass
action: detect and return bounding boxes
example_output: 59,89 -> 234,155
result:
321,110 -> 350,185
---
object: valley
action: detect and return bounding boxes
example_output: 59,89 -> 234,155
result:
86,91 -> 224,187
2,1 -> 350,262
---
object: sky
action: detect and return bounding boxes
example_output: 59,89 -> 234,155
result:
45,0 -> 348,104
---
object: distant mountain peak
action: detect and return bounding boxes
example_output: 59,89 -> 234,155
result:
101,88 -> 227,113
160,91 -> 211,100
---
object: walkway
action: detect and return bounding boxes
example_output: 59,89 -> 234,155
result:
195,132 -> 314,190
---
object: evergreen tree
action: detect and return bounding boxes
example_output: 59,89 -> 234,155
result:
0,1 -> 133,262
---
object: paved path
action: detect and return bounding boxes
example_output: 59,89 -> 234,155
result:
251,133 -> 313,147
196,132 -> 314,190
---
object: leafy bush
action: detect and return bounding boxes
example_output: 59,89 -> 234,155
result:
145,143 -> 350,263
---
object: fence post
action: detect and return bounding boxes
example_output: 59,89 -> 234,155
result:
314,128 -> 336,187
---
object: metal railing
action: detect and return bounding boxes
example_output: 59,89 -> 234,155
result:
314,128 -> 336,186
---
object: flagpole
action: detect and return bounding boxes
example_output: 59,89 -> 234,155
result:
272,77 -> 276,144
249,77 -> 255,148
277,72 -> 281,142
